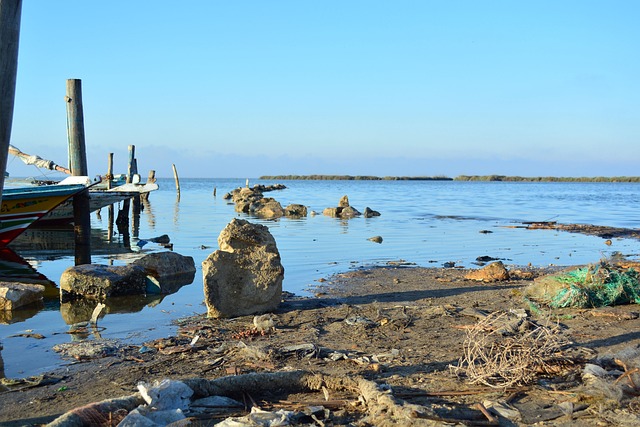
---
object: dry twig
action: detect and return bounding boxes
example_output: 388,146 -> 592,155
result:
451,312 -> 571,388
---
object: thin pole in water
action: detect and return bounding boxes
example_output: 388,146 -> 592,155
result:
172,163 -> 180,194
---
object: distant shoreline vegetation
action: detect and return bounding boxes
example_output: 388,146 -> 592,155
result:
259,175 -> 640,183
259,175 -> 453,181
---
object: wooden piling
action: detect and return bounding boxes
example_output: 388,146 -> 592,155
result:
118,145 -> 135,243
0,0 -> 23,200
66,79 -> 88,176
106,152 -> 114,189
126,145 -> 136,183
172,163 -> 180,194
66,78 -> 91,265
141,170 -> 155,201
106,152 -> 114,241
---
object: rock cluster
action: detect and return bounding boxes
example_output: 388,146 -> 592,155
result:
223,184 -> 307,219
202,218 -> 284,318
323,195 -> 381,219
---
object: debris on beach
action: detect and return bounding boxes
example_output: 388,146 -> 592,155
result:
451,311 -> 577,388
525,261 -> 640,308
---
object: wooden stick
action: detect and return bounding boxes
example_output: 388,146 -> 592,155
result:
474,402 -> 499,425
172,163 -> 180,194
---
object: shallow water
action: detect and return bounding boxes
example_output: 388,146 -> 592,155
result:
1,178 -> 640,378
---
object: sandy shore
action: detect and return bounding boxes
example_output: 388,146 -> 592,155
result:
2,257 -> 640,425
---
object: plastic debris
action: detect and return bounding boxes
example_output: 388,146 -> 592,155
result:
216,406 -> 295,427
118,407 -> 187,426
137,379 -> 193,410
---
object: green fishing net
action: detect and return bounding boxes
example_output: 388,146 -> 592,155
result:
548,264 -> 640,308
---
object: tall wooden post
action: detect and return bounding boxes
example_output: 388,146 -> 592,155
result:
106,152 -> 114,189
66,79 -> 88,176
141,169 -> 155,202
0,0 -> 23,201
106,153 -> 114,242
66,79 -> 91,265
172,163 -> 180,195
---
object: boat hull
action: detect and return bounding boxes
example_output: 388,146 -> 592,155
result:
0,184 -> 86,247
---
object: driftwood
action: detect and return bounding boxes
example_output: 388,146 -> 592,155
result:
47,394 -> 144,427
47,370 -> 463,427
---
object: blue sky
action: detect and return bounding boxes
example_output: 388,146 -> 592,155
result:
7,1 -> 640,178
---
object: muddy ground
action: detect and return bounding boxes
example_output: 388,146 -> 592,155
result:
2,252 -> 640,426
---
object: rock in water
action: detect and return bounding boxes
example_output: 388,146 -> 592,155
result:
202,219 -> 284,318
0,283 -> 45,310
60,265 -> 148,300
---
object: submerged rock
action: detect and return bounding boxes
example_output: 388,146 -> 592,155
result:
133,252 -> 196,294
202,219 -> 284,318
363,207 -> 381,218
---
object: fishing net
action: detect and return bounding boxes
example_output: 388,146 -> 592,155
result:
528,263 -> 640,308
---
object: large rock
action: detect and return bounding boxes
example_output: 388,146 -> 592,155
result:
133,252 -> 195,278
132,251 -> 196,294
465,261 -> 510,282
202,218 -> 284,318
60,264 -> 147,300
0,282 -> 45,310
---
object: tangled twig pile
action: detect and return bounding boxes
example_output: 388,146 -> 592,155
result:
452,311 -> 571,388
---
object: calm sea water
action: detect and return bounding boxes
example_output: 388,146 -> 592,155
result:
2,178 -> 640,378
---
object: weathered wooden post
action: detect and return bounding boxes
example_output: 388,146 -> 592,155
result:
106,153 -> 114,242
140,169 -> 155,201
106,152 -> 114,190
65,78 -> 91,265
172,163 -> 180,196
116,145 -> 134,245
129,146 -> 141,238
0,0 -> 23,201
131,156 -> 140,239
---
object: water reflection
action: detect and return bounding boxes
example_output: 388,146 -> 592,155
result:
0,249 -> 55,323
60,294 -> 165,325
0,302 -> 44,324
9,225 -> 131,258
174,194 -> 180,225
142,197 -> 156,229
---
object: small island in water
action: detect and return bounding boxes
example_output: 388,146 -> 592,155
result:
260,174 -> 640,182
